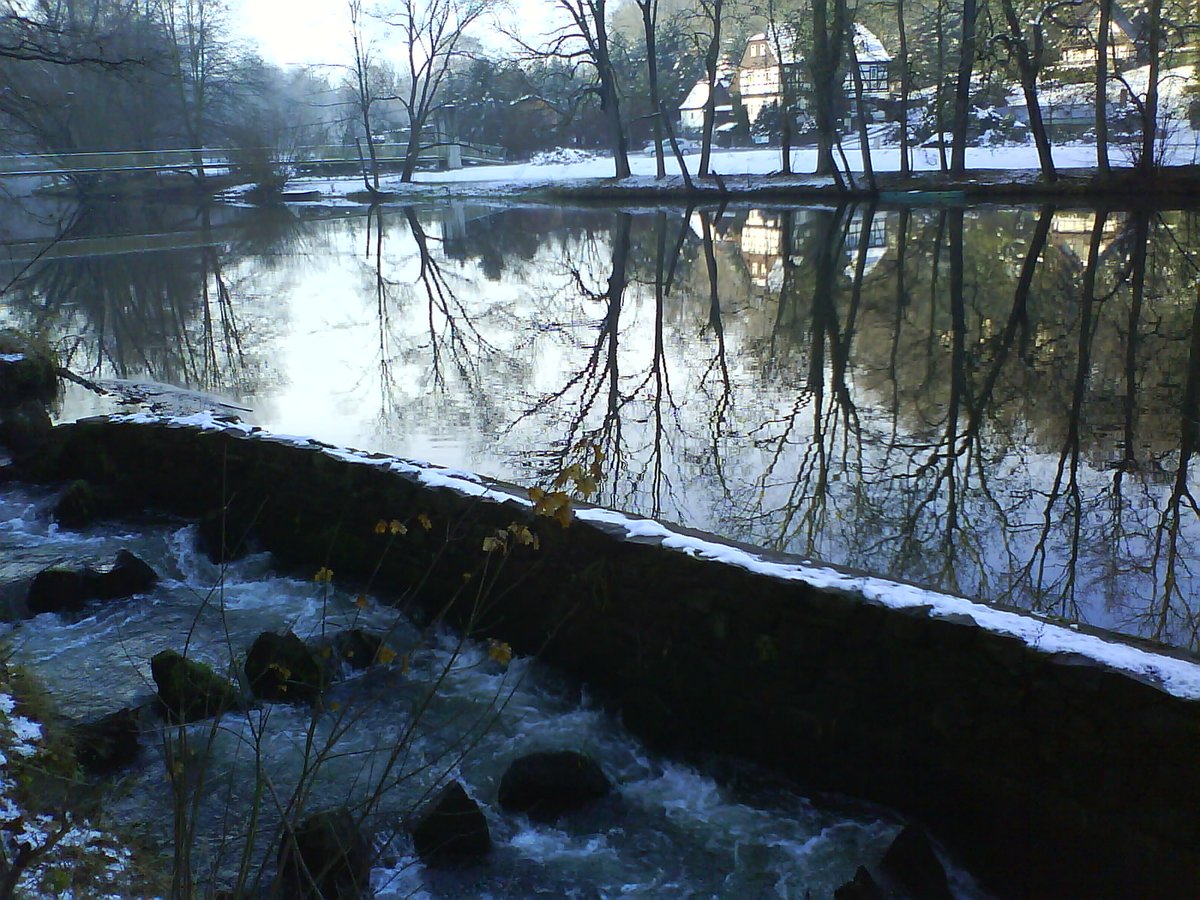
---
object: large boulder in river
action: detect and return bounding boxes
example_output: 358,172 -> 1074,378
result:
277,808 -> 372,900
244,631 -> 329,705
880,826 -> 953,900
53,480 -> 101,529
27,567 -> 94,615
411,781 -> 492,867
196,502 -> 258,564
331,628 -> 389,670
71,707 -> 141,775
93,549 -> 158,599
151,650 -> 240,723
0,399 -> 51,460
26,549 -> 157,616
833,865 -> 886,899
497,750 -> 612,821
0,331 -> 57,408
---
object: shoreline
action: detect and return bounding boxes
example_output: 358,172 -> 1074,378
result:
265,164 -> 1200,209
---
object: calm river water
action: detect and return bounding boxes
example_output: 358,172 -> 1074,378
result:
4,196 -> 1198,649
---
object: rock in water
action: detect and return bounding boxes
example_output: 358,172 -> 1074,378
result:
833,865 -> 886,899
881,825 -> 953,900
411,781 -> 492,866
27,567 -> 95,615
0,400 -> 51,461
71,707 -> 141,775
332,628 -> 387,670
497,750 -> 612,820
26,549 -> 157,616
93,549 -> 158,599
244,631 -> 328,705
53,480 -> 100,529
0,330 -> 57,407
150,650 -> 240,723
277,808 -> 372,900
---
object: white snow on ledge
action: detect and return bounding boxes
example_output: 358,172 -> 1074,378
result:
0,354 -> 27,363
104,411 -> 1200,701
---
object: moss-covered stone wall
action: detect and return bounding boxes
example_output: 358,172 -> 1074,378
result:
21,416 -> 1200,897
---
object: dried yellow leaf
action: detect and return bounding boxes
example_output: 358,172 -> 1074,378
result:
417,513 -> 433,531
376,645 -> 398,665
374,520 -> 388,535
355,594 -> 369,609
389,519 -> 406,535
487,639 -> 513,667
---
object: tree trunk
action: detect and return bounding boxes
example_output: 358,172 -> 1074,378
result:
698,0 -> 724,177
1095,0 -> 1111,175
639,0 -> 666,178
898,0 -> 911,176
950,0 -> 978,173
849,37 -> 875,189
811,0 -> 847,176
1139,0 -> 1161,173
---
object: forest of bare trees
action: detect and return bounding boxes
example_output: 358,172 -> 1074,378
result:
3,0 -> 1198,189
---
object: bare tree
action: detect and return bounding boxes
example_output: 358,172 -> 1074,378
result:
381,0 -> 492,182
534,0 -> 631,177
158,0 -> 236,175
809,0 -> 849,178
348,0 -> 387,190
992,0 -> 1057,181
694,0 -> 725,176
950,0 -> 979,173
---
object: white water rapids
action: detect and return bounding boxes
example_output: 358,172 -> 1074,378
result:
0,481 -> 982,898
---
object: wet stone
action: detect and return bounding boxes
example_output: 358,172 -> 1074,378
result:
497,750 -> 612,821
411,781 -> 492,867
150,649 -> 240,723
277,808 -> 372,900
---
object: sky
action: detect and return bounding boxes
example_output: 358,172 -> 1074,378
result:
231,0 -> 561,70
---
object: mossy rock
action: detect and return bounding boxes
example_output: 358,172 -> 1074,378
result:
0,330 -> 57,408
0,400 -> 52,459
331,628 -> 388,670
53,480 -> 100,530
150,650 -> 240,723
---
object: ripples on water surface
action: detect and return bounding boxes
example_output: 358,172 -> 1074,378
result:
2,197 -> 1199,651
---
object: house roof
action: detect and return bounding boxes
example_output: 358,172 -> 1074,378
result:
853,24 -> 892,64
679,79 -> 734,112
743,24 -> 892,67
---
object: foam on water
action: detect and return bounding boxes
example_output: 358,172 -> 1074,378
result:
0,481 -> 971,896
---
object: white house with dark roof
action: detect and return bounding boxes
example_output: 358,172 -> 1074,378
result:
734,25 -> 894,125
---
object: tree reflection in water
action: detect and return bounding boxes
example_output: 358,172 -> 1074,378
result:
3,198 -> 1200,650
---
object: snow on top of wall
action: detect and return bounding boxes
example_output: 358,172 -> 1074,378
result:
105,411 -> 1200,701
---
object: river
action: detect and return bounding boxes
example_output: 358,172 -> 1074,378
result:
4,196 -> 1198,650
1,192 -> 1196,895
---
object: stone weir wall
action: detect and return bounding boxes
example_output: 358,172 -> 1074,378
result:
20,415 -> 1200,897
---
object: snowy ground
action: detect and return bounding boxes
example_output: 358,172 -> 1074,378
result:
263,136 -> 1200,202
0,691 -> 147,898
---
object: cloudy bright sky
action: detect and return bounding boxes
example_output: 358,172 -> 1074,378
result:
231,0 -> 561,69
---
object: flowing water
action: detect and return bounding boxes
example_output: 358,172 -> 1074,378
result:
0,480 -> 950,898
